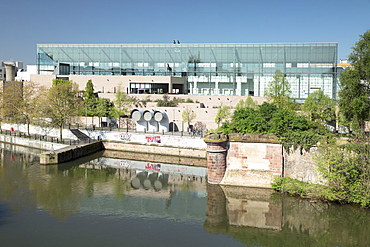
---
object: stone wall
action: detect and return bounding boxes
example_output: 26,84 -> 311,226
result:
205,133 -> 322,188
283,147 -> 326,185
215,134 -> 283,188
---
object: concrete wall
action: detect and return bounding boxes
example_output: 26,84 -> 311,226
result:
103,141 -> 206,160
30,75 -> 186,95
0,134 -> 68,151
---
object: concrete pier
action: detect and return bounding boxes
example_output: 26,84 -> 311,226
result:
40,141 -> 103,165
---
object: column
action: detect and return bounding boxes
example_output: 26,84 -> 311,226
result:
236,78 -> 242,96
204,133 -> 228,184
214,81 -> 220,95
192,79 -> 199,95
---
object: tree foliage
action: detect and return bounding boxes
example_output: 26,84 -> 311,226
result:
235,96 -> 258,110
44,79 -> 82,140
215,105 -> 232,127
182,107 -> 196,129
83,80 -> 99,117
221,102 -> 327,152
302,89 -> 336,123
265,70 -> 295,110
316,134 -> 370,207
114,90 -> 141,118
338,30 -> 370,131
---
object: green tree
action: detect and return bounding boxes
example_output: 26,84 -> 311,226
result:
235,96 -> 258,110
95,98 -> 115,126
83,80 -> 99,117
215,105 -> 232,128
182,107 -> 196,130
316,134 -> 370,207
338,30 -> 370,132
265,70 -> 294,109
302,89 -> 336,123
44,80 -> 82,140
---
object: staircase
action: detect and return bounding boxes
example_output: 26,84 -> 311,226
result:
70,129 -> 92,142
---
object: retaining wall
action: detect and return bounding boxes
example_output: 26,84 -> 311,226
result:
40,141 -> 104,164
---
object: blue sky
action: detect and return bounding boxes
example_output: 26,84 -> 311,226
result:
1,0 -> 369,66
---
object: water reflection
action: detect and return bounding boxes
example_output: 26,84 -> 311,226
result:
0,146 -> 369,247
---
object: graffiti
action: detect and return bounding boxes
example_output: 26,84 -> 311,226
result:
145,136 -> 161,143
119,133 -> 132,141
120,160 -> 132,168
145,163 -> 161,171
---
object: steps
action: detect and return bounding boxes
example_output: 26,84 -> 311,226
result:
70,129 -> 92,141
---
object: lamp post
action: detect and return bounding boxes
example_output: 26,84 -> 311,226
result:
172,108 -> 175,135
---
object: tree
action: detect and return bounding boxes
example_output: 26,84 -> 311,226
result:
265,70 -> 294,109
114,90 -> 141,118
182,107 -> 196,130
338,30 -> 370,131
10,81 -> 47,136
114,88 -> 143,129
95,98 -> 115,126
235,96 -> 258,110
302,89 -> 336,123
215,105 -> 232,128
83,80 -> 99,117
2,81 -> 23,121
44,79 -> 82,140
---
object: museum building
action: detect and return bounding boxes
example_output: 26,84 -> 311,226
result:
35,42 -> 338,101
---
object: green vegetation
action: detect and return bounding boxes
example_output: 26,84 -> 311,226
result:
156,94 -> 188,107
315,134 -> 370,207
264,69 -> 296,110
235,96 -> 258,110
271,177 -> 324,197
182,106 -> 196,130
302,89 -> 336,123
43,79 -> 83,140
220,102 -> 327,152
338,30 -> 370,132
215,105 -> 232,128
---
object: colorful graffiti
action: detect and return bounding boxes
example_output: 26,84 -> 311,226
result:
145,136 -> 161,143
145,163 -> 161,171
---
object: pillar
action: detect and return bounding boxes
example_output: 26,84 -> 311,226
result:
192,79 -> 198,95
204,133 -> 228,184
236,78 -> 242,96
214,81 -> 220,95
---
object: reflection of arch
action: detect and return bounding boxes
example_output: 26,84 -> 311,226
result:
169,122 -> 179,132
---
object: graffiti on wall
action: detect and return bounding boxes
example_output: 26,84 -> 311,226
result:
119,133 -> 132,141
145,136 -> 161,143
145,163 -> 161,171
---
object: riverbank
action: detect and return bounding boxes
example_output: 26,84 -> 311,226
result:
0,123 -> 207,166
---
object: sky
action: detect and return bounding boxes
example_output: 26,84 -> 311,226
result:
1,0 -> 369,67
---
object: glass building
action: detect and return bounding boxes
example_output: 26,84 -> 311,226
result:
37,43 -> 338,100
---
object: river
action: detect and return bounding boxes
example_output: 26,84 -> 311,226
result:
0,144 -> 369,247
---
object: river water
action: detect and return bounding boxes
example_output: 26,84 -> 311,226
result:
0,144 -> 369,247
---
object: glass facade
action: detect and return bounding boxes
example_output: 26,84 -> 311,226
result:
37,43 -> 338,100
